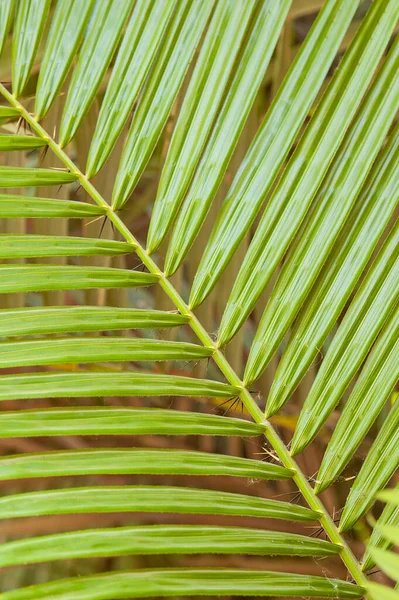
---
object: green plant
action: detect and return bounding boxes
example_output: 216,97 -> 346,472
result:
0,0 -> 398,598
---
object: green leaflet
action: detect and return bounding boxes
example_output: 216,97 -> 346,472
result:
0,264 -> 158,293
244,33 -> 399,386
267,115 -> 399,416
316,308 -> 399,493
0,166 -> 77,187
0,525 -> 340,567
368,583 -> 399,600
0,194 -> 105,218
0,337 -> 213,367
12,0 -> 51,97
112,0 -> 214,209
0,235 -> 134,258
291,220 -> 399,455
367,548 -> 399,584
0,569 -> 363,599
86,0 -> 175,177
0,306 -> 189,336
189,0 -> 362,309
362,484 -> 399,572
59,0 -> 135,145
0,134 -> 47,150
34,0 -> 96,120
164,0 -> 292,274
0,106 -> 19,122
0,0 -> 14,54
217,0 -> 399,345
339,400 -> 399,532
0,372 -> 240,401
0,448 -> 292,481
146,0 -> 258,253
0,486 -> 320,522
0,407 -> 263,438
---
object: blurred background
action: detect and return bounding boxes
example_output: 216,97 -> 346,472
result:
0,0 -> 398,596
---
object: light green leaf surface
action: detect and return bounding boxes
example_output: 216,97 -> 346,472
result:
0,306 -> 189,336
0,134 -> 46,150
12,0 -> 51,97
0,525 -> 340,567
0,448 -> 292,481
368,583 -> 399,600
244,33 -> 399,386
0,194 -> 105,218
86,0 -> 175,177
0,337 -> 213,367
362,484 -> 399,572
164,0 -> 292,274
0,372 -> 240,401
34,0 -> 96,119
367,547 -> 399,583
0,166 -> 77,187
0,407 -> 264,438
0,486 -> 320,522
0,0 -> 14,54
218,0 -> 399,345
190,0 -> 362,308
0,264 -> 158,293
112,0 -> 214,209
0,235 -> 134,257
146,0 -> 258,253
59,0 -> 135,145
291,220 -> 399,455
0,569 -> 363,599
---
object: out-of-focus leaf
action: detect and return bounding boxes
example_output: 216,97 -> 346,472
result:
316,309 -> 399,492
0,448 -> 293,481
34,0 -> 96,120
146,0 -> 258,253
0,166 -> 77,187
0,194 -> 105,218
267,118 -> 399,416
12,0 -> 51,97
362,484 -> 399,572
244,33 -> 399,386
112,0 -> 214,209
0,525 -> 340,567
86,0 -> 175,177
339,399 -> 399,532
291,221 -> 399,455
367,548 -> 399,584
59,0 -> 135,146
164,0 -> 292,274
0,372 -> 240,401
217,0 -> 399,345
0,407 -> 264,438
189,0 -> 362,309
0,337 -> 213,367
368,583 -> 399,600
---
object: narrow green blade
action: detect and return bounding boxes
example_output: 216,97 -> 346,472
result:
0,569 -> 364,599
0,372 -> 240,401
0,448 -> 292,481
218,0 -> 399,345
368,583 -> 399,600
146,0 -> 258,253
316,309 -> 399,492
190,0 -> 361,308
362,484 -> 399,572
0,337 -> 213,367
267,117 -> 399,416
291,221 -> 399,455
86,0 -> 175,177
12,0 -> 51,97
367,548 -> 399,583
0,235 -> 134,258
0,407 -> 264,438
0,134 -> 46,151
112,0 -> 214,209
0,306 -> 189,336
0,486 -> 320,522
0,526 -> 340,567
34,0 -> 96,120
0,264 -> 158,293
0,107 -> 19,120
339,400 -> 399,532
0,0 -> 14,54
164,0 -> 291,274
0,166 -> 77,187
0,194 -> 105,218
59,0 -> 135,145
244,33 -> 399,386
